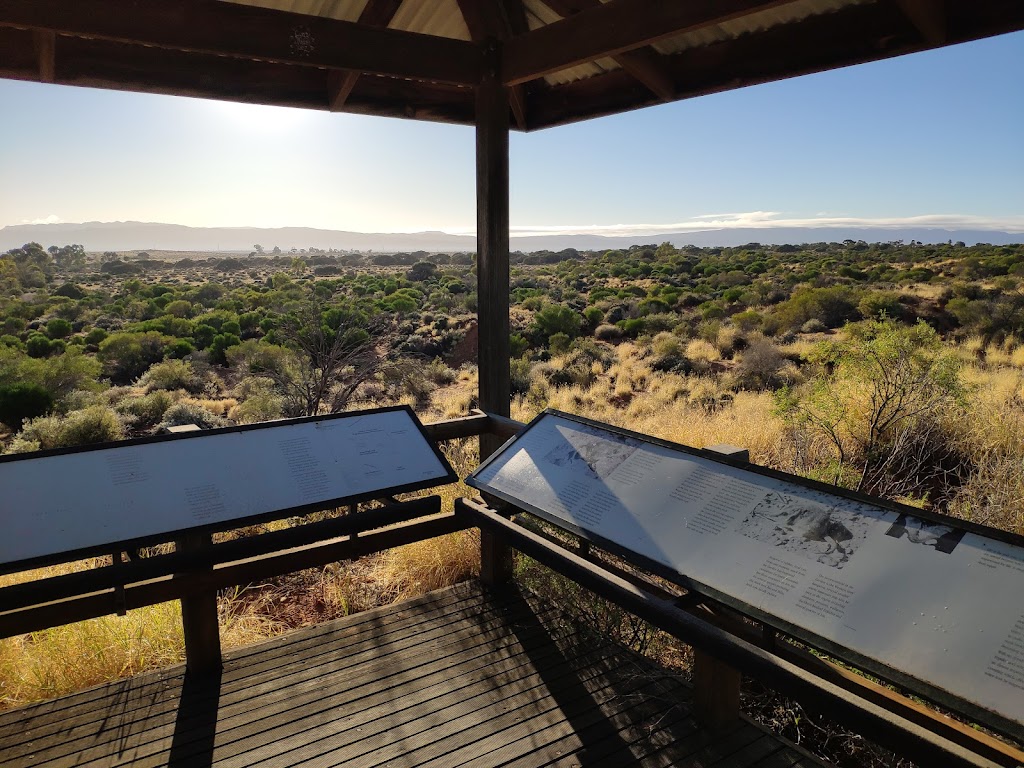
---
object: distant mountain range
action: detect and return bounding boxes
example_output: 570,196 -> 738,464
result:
1,221 -> 1020,254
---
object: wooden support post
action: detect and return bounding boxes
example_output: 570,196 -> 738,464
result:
476,39 -> 513,588
176,531 -> 222,677
692,443 -> 748,729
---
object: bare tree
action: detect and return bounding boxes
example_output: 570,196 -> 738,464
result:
272,298 -> 393,417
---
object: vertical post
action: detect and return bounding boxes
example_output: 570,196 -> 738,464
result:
476,39 -> 513,588
692,444 -> 749,730
177,532 -> 222,677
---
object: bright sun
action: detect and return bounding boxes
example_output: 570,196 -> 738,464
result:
197,99 -> 317,135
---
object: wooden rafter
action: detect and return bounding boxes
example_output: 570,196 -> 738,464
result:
895,0 -> 946,46
328,0 -> 404,111
456,0 -> 529,129
540,0 -> 674,101
529,0 -> 972,128
0,31 -> 475,124
0,0 -> 481,86
32,29 -> 54,83
1,0 -> 1021,130
503,0 -> 793,86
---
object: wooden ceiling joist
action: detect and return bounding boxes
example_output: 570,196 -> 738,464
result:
0,0 -> 482,86
895,0 -> 946,45
0,29 -> 475,123
503,0 -> 794,86
1,0 -> 1022,131
540,0 -> 676,102
456,0 -> 530,129
527,0 -> 1024,129
32,29 -> 54,83
328,0 -> 404,111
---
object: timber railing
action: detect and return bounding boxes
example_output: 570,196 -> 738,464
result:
459,410 -> 1024,768
3,406 -> 1022,768
0,406 -> 509,675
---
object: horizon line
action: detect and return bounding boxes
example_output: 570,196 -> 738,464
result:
5,212 -> 1024,237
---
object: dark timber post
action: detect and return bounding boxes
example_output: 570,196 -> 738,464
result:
476,39 -> 513,587
176,531 -> 222,677
693,444 -> 748,730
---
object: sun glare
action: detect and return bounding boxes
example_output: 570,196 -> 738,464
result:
197,99 -> 317,135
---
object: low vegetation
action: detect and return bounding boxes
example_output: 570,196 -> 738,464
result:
2,238 -> 1024,765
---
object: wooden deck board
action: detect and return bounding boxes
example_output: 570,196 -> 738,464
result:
0,582 -> 827,768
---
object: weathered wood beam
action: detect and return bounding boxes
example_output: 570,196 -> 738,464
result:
0,512 -> 466,639
0,0 -> 481,86
507,84 -> 527,131
457,0 -> 528,130
32,29 -> 54,82
529,0 -> 1024,129
503,0 -> 792,85
328,0 -> 403,112
540,0 -> 675,101
475,42 -> 511,453
457,498 -> 1003,768
895,0 -> 946,45
0,35 -> 476,124
476,40 -> 514,585
612,47 -> 675,101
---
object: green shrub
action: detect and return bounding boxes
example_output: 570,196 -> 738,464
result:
509,333 -> 530,358
46,318 -> 73,339
117,390 -> 175,429
15,405 -> 124,451
139,359 -> 203,393
510,357 -> 533,396
83,327 -> 108,346
98,331 -> 172,383
159,402 -> 225,430
548,332 -> 571,355
594,323 -> 623,342
0,383 -> 54,430
26,332 -> 54,358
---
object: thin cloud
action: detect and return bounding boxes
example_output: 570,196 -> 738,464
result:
21,214 -> 63,225
476,213 -> 1024,238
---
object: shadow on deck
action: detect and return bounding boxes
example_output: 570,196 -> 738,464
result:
0,582 -> 825,767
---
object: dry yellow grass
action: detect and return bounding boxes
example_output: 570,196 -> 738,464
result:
0,593 -> 283,710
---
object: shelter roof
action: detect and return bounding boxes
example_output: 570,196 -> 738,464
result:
1,0 -> 1022,130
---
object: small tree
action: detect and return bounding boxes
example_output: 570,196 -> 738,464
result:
776,319 -> 966,498
270,296 -> 392,416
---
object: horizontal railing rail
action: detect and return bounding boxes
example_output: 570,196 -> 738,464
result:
456,497 -> 1007,768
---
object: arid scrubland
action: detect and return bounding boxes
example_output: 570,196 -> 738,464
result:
3,237 -> 1024,765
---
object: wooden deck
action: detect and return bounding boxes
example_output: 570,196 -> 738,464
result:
0,582 -> 827,768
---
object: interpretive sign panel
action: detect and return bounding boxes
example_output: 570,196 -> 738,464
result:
0,406 -> 455,571
468,410 -> 1024,738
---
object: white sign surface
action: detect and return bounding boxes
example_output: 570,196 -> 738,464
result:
1,408 -> 452,568
469,412 -> 1024,732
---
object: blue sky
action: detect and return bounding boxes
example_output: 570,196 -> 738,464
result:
1,30 -> 1022,236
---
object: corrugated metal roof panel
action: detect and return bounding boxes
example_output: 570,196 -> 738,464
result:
219,0 -> 366,23
389,0 -> 471,40
653,0 -> 875,55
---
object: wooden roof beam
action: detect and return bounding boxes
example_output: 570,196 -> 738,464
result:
527,0 -> 1024,129
456,0 -> 529,130
32,29 -> 54,83
0,32 -> 476,124
328,0 -> 404,111
0,0 -> 482,86
540,0 -> 675,102
895,0 -> 946,46
503,0 -> 794,86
